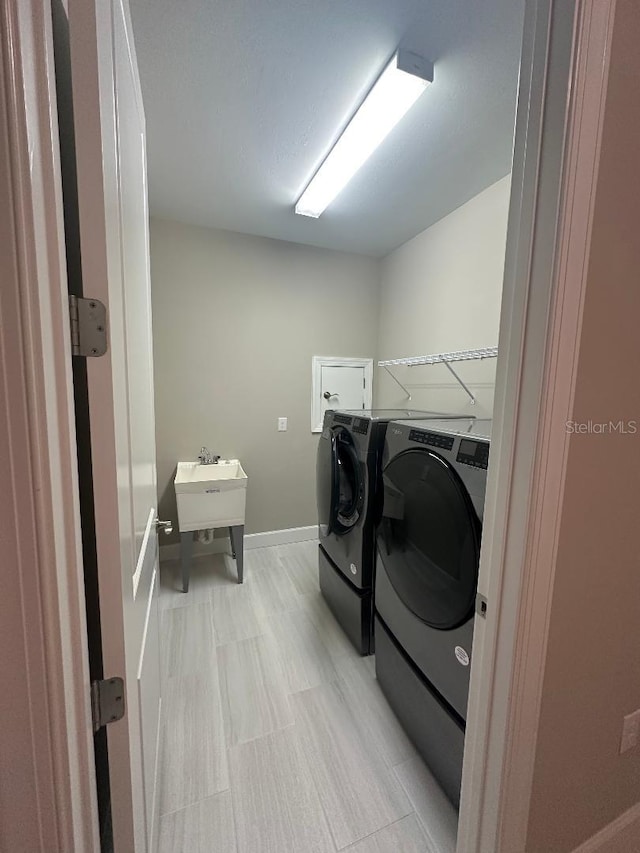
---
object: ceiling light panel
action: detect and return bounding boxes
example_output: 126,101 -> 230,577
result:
295,50 -> 433,219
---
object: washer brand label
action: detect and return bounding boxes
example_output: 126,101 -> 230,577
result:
350,563 -> 358,575
455,646 -> 470,667
205,488 -> 221,494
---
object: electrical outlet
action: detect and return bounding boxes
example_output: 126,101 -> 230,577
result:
620,709 -> 640,754
278,417 -> 288,432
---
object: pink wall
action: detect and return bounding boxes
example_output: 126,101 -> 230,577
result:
0,113 -> 58,853
526,1 -> 640,849
0,0 -> 98,848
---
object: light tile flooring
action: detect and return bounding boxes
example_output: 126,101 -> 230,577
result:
157,540 -> 458,853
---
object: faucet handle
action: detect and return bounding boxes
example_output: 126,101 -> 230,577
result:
198,446 -> 217,464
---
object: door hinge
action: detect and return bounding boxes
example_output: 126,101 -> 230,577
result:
475,593 -> 488,619
91,677 -> 125,732
69,295 -> 108,357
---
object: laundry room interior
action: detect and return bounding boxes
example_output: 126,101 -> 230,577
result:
129,0 -> 524,849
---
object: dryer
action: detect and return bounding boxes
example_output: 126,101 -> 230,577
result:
374,417 -> 491,806
316,409 -> 462,655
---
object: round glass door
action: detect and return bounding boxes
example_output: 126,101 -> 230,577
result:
377,448 -> 481,629
316,426 -> 363,537
316,428 -> 335,538
334,428 -> 363,533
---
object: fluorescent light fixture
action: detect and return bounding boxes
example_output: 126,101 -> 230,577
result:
295,49 -> 433,218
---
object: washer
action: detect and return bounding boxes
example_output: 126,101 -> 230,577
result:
316,409 -> 465,655
374,417 -> 491,806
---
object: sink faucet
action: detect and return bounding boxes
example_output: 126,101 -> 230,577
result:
198,446 -> 220,465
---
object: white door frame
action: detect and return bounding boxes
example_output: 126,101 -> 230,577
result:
458,1 -> 616,851
311,355 -> 373,432
0,0 -> 617,850
0,0 -> 99,850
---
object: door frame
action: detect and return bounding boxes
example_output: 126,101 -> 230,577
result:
311,355 -> 373,432
458,1 -> 616,850
0,0 -> 617,851
0,0 -> 99,849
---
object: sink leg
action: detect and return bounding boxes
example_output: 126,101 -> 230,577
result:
229,525 -> 244,584
180,531 -> 193,593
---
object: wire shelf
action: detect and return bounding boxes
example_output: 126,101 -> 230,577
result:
378,346 -> 498,403
378,346 -> 498,367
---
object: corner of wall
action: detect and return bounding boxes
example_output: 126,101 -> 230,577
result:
373,176 -> 511,416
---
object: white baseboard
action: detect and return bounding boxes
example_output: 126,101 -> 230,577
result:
572,801 -> 640,853
245,525 -> 318,549
159,524 -> 318,562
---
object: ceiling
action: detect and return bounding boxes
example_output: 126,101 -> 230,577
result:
129,0 -> 524,257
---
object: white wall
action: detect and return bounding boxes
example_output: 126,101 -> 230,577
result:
150,219 -> 379,540
150,179 -> 512,540
374,175 -> 511,418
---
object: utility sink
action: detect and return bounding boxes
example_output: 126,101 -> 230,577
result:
174,460 -> 248,532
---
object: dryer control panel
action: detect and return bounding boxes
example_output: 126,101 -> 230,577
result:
408,429 -> 454,451
456,439 -> 490,469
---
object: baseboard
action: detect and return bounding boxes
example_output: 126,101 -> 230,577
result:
571,801 -> 640,853
159,524 -> 318,562
246,525 -> 318,549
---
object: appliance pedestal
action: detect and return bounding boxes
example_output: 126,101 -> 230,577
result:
375,615 -> 464,807
319,546 -> 372,655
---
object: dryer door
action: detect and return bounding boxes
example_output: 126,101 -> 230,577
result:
317,426 -> 363,537
377,448 -> 481,629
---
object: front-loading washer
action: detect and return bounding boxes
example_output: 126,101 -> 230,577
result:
316,409 -> 465,654
374,417 -> 491,805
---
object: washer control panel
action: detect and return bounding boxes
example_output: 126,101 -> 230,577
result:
456,438 -> 490,469
352,418 -> 370,435
333,413 -> 353,426
408,429 -> 455,451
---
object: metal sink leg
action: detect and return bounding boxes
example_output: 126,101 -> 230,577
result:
229,525 -> 244,583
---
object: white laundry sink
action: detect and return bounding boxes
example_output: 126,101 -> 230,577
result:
174,459 -> 248,532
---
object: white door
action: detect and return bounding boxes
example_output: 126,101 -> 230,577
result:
69,1 -> 161,850
312,357 -> 374,430
321,365 -> 366,415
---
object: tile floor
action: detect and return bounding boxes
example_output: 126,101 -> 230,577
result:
157,539 -> 458,853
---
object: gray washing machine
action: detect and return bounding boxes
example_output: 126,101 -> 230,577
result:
316,409 -> 466,654
374,417 -> 491,806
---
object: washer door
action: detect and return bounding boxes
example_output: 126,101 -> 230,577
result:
317,426 -> 363,537
377,448 -> 480,629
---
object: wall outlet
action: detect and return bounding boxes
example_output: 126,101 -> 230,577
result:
620,709 -> 640,754
278,417 -> 288,432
